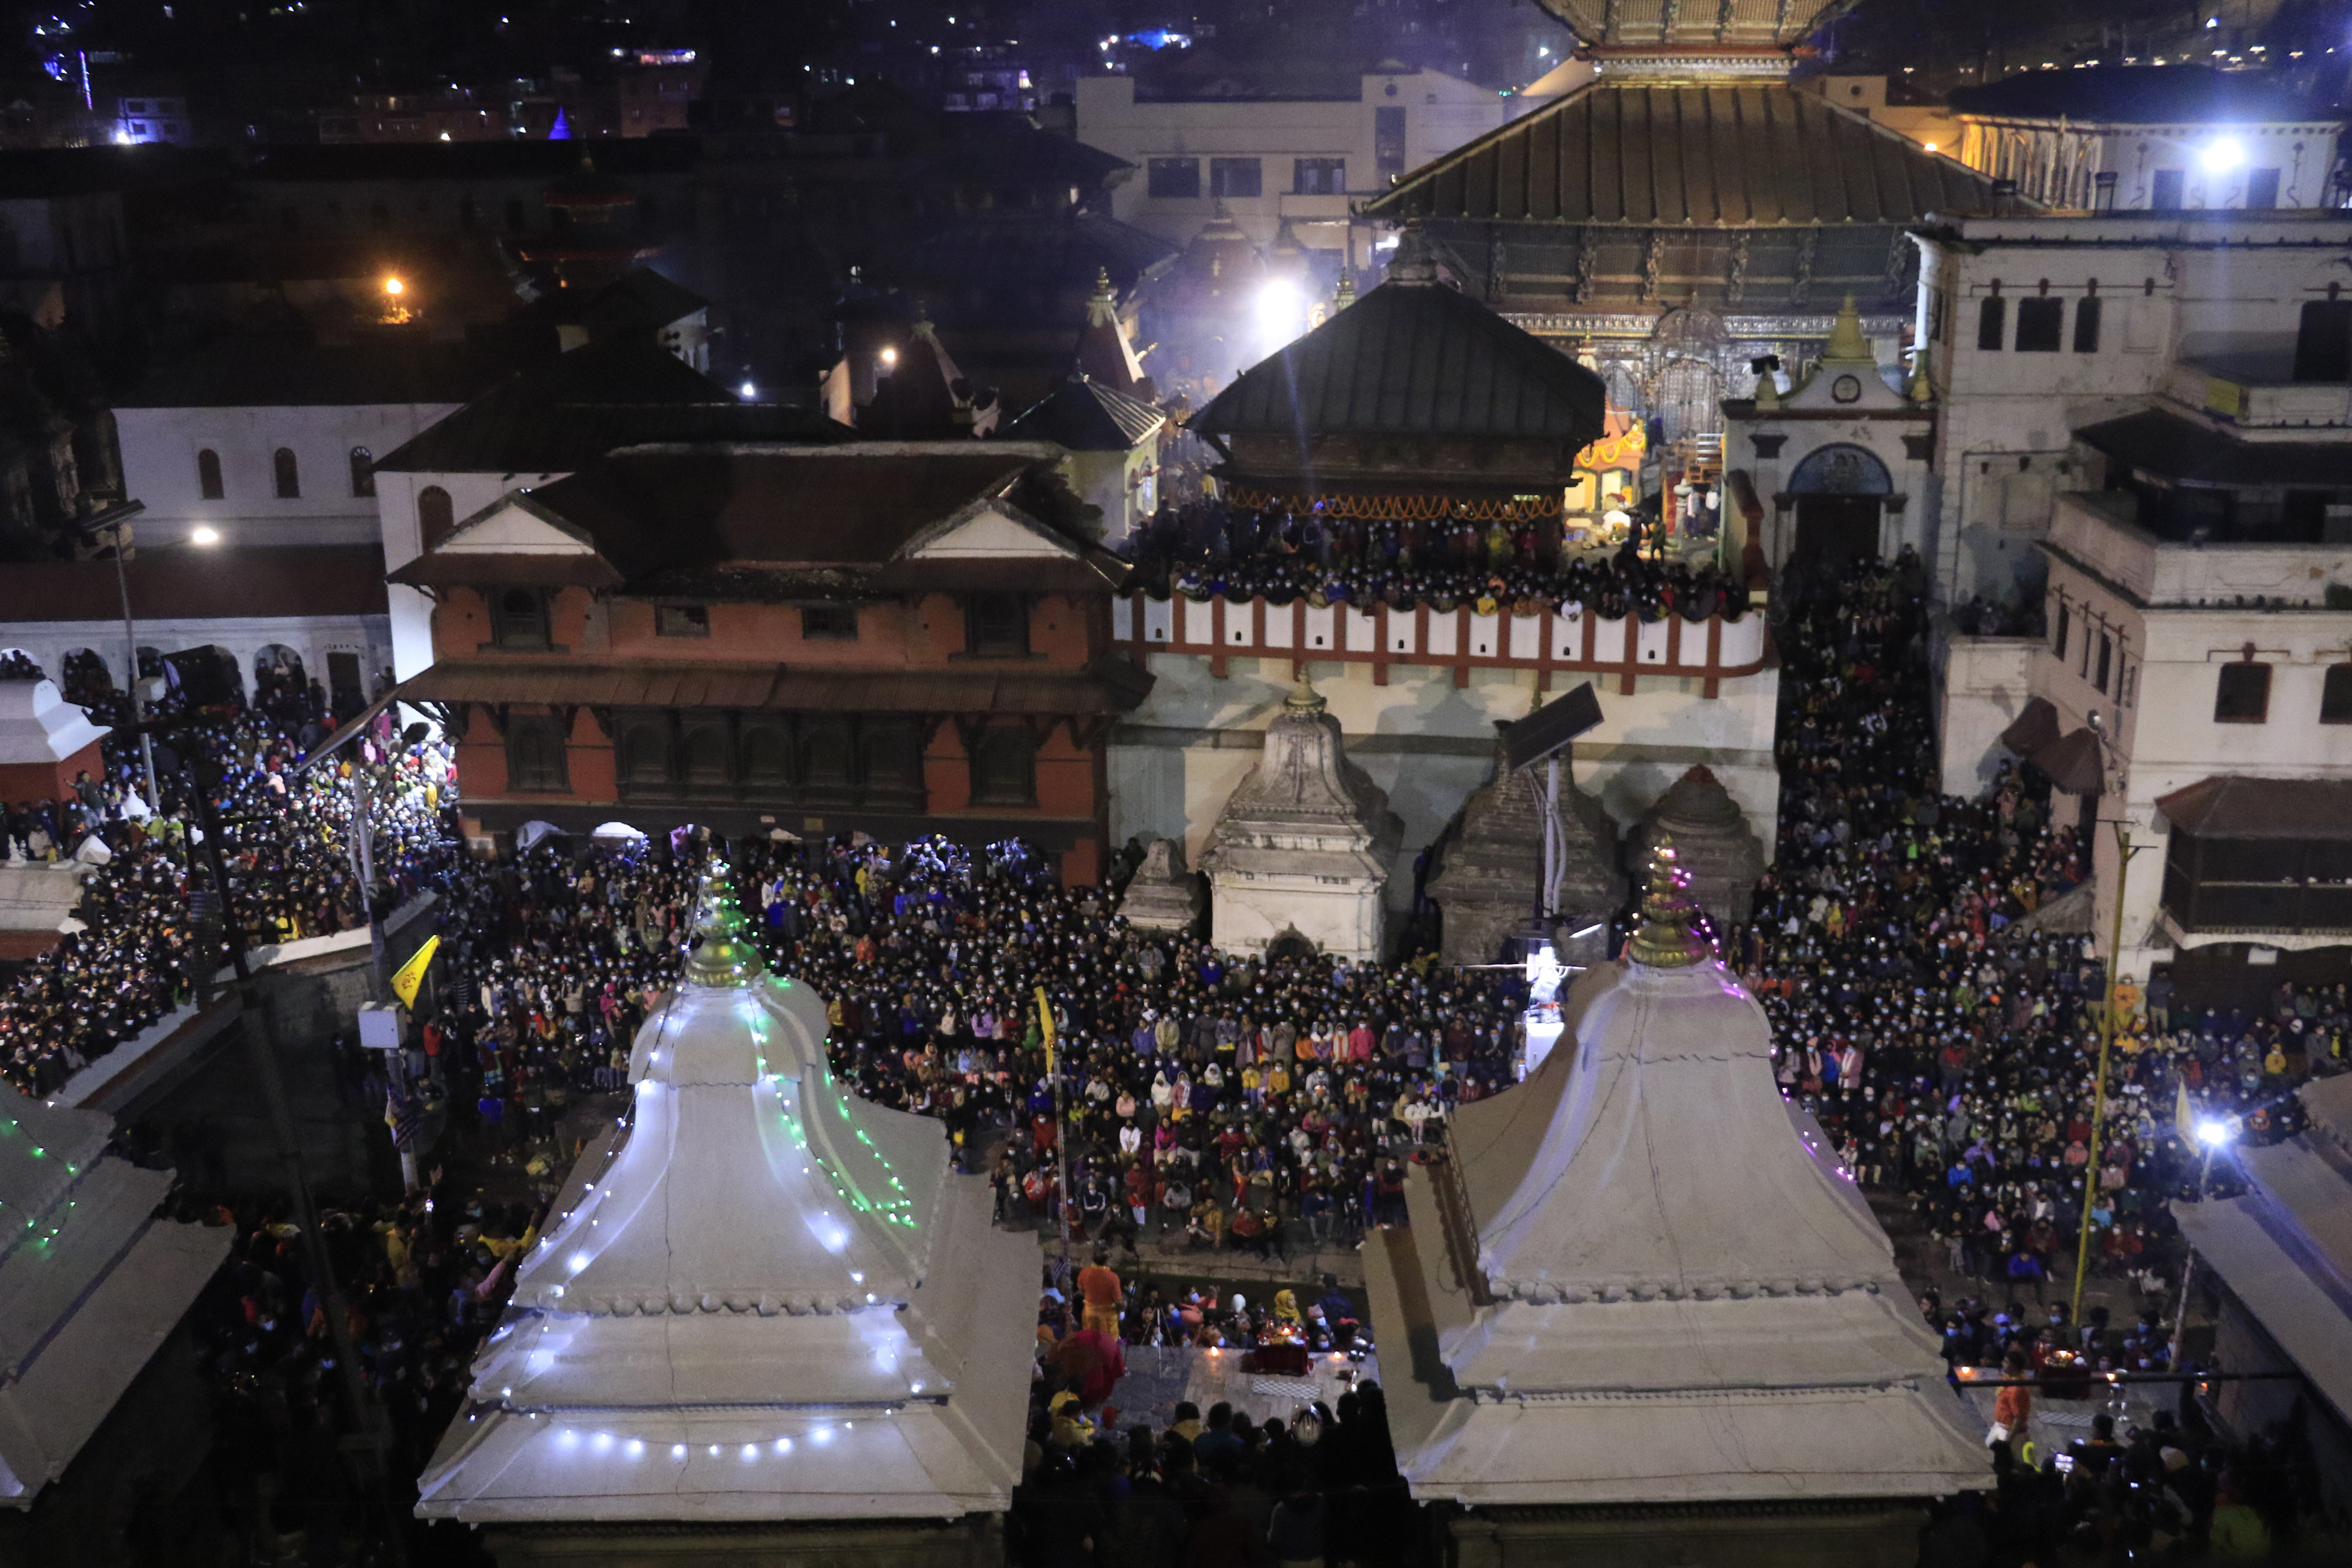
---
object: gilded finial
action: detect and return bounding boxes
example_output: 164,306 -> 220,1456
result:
1754,365 -> 1780,410
1333,267 -> 1356,311
1626,834 -> 1708,968
1284,670 -> 1327,713
1907,343 -> 1935,404
1823,295 -> 1871,363
682,862 -> 766,988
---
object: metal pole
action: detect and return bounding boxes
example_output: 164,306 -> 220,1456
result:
2170,1141 -> 2217,1371
1543,754 -> 1563,923
106,531 -> 160,809
184,762 -> 409,1567
350,763 -> 386,990
2070,817 -> 2132,1324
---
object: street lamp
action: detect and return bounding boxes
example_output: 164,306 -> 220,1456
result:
2170,1115 -> 2236,1369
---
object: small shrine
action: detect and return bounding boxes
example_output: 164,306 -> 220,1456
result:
1364,841 -> 1989,1565
1116,837 -> 1205,934
1428,731 -> 1620,966
1198,675 -> 1401,961
1629,762 -> 1766,925
416,871 -> 1034,1560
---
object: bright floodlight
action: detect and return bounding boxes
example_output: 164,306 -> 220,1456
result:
2199,137 -> 2245,174
2196,1117 -> 2234,1147
384,276 -> 405,296
190,526 -> 221,546
879,346 -> 899,367
739,381 -> 757,398
1256,277 -> 1303,351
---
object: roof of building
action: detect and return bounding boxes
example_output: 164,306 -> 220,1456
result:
1190,246 -> 1606,445
0,144 -> 216,199
1001,376 -> 1165,451
0,546 -> 389,623
372,338 -> 846,474
115,335 -> 510,410
1950,65 -> 2339,125
1529,0 -> 1844,52
1361,842 -> 1990,1506
414,876 -> 1034,1522
2156,776 -> 2352,841
2076,409 -> 2352,491
386,443 -> 1133,599
238,138 -> 700,184
1365,80 -> 2013,228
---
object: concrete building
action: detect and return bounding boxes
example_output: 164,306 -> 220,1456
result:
1910,208 -> 2352,608
1075,65 -> 1529,265
1927,208 -> 2352,984
1949,65 -> 2343,215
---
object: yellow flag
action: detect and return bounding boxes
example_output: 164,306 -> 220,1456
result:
391,934 -> 440,1010
1036,985 -> 1055,1073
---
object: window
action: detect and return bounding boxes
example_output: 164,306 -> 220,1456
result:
2325,665 -> 2352,724
1294,157 -> 1345,195
1375,106 -> 1407,178
966,593 -> 1029,657
970,727 -> 1037,806
2054,602 -> 2070,660
196,448 -> 223,500
2215,662 -> 2272,723
2072,297 -> 2102,353
1977,296 -> 2006,351
1146,157 -> 1200,200
2151,169 -> 2184,210
1208,157 -> 1262,199
2295,301 -> 2352,382
491,587 -> 551,650
417,485 -> 455,548
2246,167 -> 2281,210
801,605 -> 857,641
349,446 -> 374,498
505,714 -> 570,792
655,604 -> 710,638
272,447 -> 300,498
2095,631 -> 2112,694
2015,297 -> 2064,352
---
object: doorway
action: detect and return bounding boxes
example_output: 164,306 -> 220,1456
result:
1793,495 -> 1882,566
327,651 -> 363,720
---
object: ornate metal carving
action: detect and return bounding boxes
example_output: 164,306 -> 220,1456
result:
1727,231 -> 1751,305
1791,231 -> 1818,308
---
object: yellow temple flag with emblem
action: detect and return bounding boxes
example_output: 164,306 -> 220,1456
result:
391,935 -> 440,1010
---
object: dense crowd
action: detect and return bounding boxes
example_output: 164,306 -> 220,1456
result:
0,704 -> 457,1096
1128,499 -> 1750,623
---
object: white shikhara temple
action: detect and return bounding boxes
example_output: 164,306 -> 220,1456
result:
415,872 -> 1034,1525
1365,840 -> 1988,1544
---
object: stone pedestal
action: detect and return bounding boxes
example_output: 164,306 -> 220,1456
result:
1629,763 -> 1765,926
1429,739 -> 1620,965
1116,838 -> 1205,933
1200,676 -> 1401,962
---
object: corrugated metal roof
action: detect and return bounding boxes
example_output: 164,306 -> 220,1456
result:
1189,270 -> 1605,443
1001,376 -> 1166,451
1368,81 -> 2012,227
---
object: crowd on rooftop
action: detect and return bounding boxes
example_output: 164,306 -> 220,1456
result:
1126,498 -> 1750,623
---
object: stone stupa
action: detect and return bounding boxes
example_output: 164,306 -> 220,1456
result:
415,869 -> 1034,1560
1428,729 -> 1620,965
1117,837 -> 1205,933
1199,674 -> 1402,961
1629,762 -> 1765,924
1364,840 -> 1989,1564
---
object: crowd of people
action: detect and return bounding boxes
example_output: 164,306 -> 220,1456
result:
1127,498 -> 1751,624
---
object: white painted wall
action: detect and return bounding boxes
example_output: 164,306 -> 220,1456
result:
117,401 -> 463,549
1936,627 -> 2038,798
1110,653 -> 1780,910
375,468 -> 568,681
1916,210 -> 2352,606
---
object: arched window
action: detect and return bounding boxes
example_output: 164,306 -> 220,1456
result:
196,448 -> 223,500
349,446 -> 374,498
417,485 -> 455,549
272,447 -> 300,499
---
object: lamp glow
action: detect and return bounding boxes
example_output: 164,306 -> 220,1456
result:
739,381 -> 757,397
2196,1117 -> 2234,1147
1255,277 -> 1304,351
384,276 -> 405,297
191,526 -> 220,546
879,346 -> 898,367
2199,137 -> 2245,174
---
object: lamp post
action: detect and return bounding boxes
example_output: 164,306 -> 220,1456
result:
80,502 -> 221,813
2170,1116 -> 2234,1371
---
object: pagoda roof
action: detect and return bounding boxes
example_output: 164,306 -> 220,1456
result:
1002,376 -> 1165,452
415,874 -> 1033,1522
1189,264 -> 1605,446
1366,78 -> 2012,229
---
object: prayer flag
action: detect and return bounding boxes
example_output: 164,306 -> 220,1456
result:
391,934 -> 440,1009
